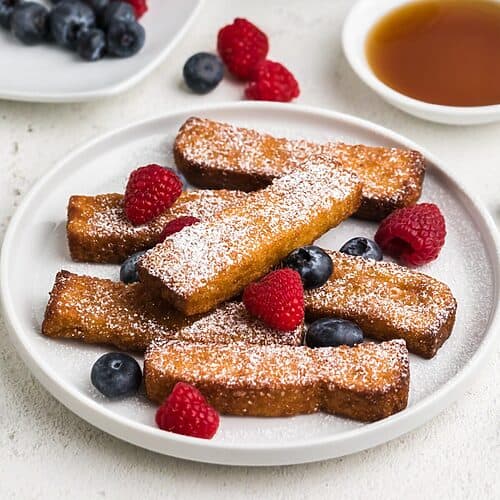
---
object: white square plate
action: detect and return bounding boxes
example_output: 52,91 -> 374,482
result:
0,0 -> 203,102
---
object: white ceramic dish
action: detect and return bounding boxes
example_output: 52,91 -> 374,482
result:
1,102 -> 499,466
0,0 -> 203,103
342,0 -> 500,125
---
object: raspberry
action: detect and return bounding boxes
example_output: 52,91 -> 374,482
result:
124,165 -> 182,226
374,203 -> 446,266
158,216 -> 200,242
217,18 -> 269,80
245,60 -> 300,102
123,0 -> 148,18
155,382 -> 220,439
243,268 -> 304,331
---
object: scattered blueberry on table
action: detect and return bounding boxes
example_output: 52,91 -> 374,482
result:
0,0 -> 147,61
183,52 -> 224,94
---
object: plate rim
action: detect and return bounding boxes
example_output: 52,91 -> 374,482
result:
0,0 -> 204,103
1,101 -> 499,465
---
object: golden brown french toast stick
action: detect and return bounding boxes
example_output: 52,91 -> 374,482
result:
174,117 -> 425,220
67,189 -> 246,264
42,272 -> 304,351
138,163 -> 362,315
144,340 -> 410,422
305,251 -> 457,358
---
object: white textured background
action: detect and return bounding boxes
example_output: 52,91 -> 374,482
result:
0,1 -> 499,498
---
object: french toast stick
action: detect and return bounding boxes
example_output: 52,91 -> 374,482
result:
42,253 -> 455,357
305,251 -> 457,358
174,117 -> 425,220
138,163 -> 362,315
42,271 -> 304,351
67,189 -> 246,264
144,339 -> 410,421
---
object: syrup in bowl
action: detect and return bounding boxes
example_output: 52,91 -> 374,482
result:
365,0 -> 500,107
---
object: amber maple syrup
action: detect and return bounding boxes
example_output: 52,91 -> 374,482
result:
366,0 -> 500,106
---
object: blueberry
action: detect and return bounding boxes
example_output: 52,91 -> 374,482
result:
339,237 -> 383,261
282,245 -> 333,289
82,0 -> 109,14
100,1 -> 134,28
0,0 -> 23,30
11,2 -> 49,44
306,318 -> 364,348
183,52 -> 224,94
77,27 -> 105,60
107,19 -> 144,57
120,250 -> 146,284
49,0 -> 95,49
91,352 -> 142,398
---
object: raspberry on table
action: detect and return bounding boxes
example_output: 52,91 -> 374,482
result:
155,382 -> 220,439
217,17 -> 269,80
158,216 -> 201,242
124,165 -> 183,226
243,268 -> 305,331
375,203 -> 446,266
123,0 -> 148,18
245,60 -> 300,102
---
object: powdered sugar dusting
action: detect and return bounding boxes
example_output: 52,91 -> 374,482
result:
176,117 -> 424,203
44,273 -> 303,350
140,163 -> 360,300
146,339 -> 409,397
67,190 -> 247,262
305,251 -> 457,354
87,191 -> 245,238
164,302 -> 304,347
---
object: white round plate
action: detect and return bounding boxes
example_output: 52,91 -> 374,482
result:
1,102 -> 499,466
0,0 -> 203,103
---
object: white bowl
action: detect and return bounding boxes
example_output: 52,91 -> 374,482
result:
342,0 -> 500,125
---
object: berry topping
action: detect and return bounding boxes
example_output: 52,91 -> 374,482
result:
339,237 -> 383,261
124,165 -> 182,226
155,382 -> 220,439
49,0 -> 95,49
107,18 -> 144,57
101,0 -> 135,29
82,0 -> 109,15
158,216 -> 200,242
306,318 -> 364,348
217,17 -> 269,80
375,203 -> 446,266
0,0 -> 23,30
91,352 -> 142,398
243,268 -> 304,331
11,2 -> 49,45
122,0 -> 146,18
183,52 -> 224,94
245,60 -> 300,102
120,250 -> 146,283
282,246 -> 333,289
76,27 -> 106,61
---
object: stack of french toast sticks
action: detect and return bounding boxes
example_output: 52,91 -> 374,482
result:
42,117 -> 457,424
